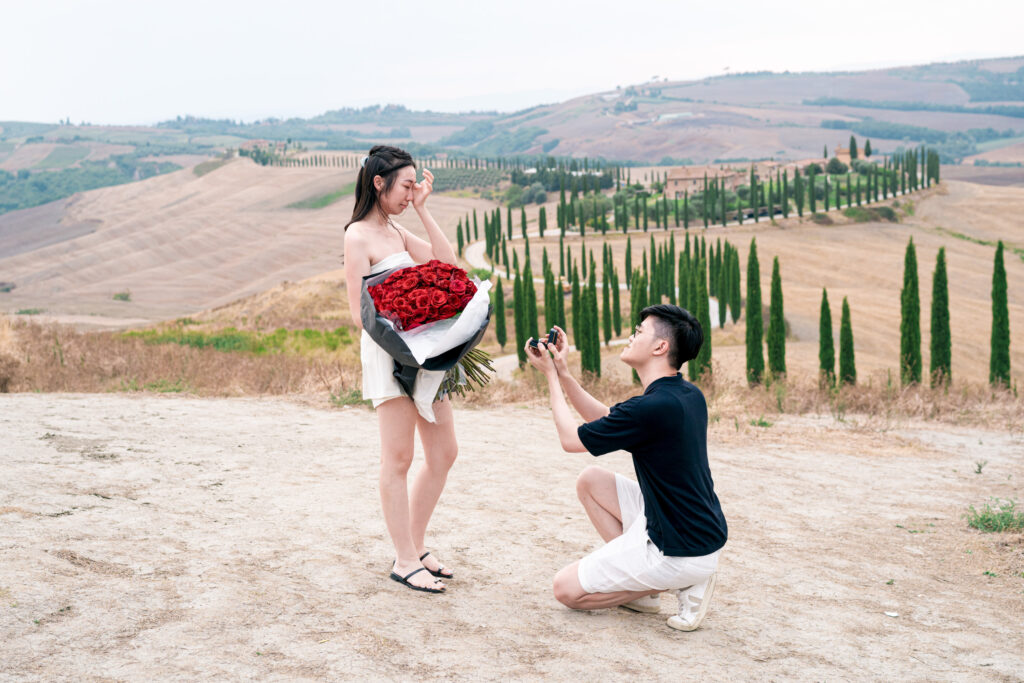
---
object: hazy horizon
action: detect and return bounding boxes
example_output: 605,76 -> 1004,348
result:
3,0 -> 1023,126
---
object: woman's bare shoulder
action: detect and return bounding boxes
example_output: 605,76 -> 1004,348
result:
344,221 -> 370,243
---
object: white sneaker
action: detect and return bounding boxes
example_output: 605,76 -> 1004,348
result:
666,572 -> 717,631
620,593 -> 661,614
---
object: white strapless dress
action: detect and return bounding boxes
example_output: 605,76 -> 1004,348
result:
360,251 -> 448,422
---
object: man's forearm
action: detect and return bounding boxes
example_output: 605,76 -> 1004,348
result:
556,366 -> 609,422
547,373 -> 586,453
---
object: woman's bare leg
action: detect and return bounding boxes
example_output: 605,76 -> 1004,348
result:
409,396 -> 458,573
376,396 -> 444,590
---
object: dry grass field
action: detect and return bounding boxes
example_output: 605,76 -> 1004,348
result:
1,158 -> 1021,394
0,157 -> 497,327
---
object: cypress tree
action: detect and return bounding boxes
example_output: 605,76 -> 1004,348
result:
990,241 -> 1011,387
746,238 -> 765,385
559,234 -> 565,277
579,275 -> 592,373
782,170 -> 789,218
729,246 -> 741,324
720,182 -> 727,226
524,262 -> 539,341
806,168 -> 816,214
521,206 -> 528,239
767,256 -> 786,378
539,206 -> 547,237
602,266 -> 612,345
625,236 -> 632,289
794,170 -> 804,217
513,268 -> 526,366
900,237 -> 922,386
696,257 -> 712,380
930,247 -> 951,387
685,254 -> 697,315
556,271 -> 566,329
819,288 -> 835,387
717,245 -> 728,329
631,270 -> 647,384
544,267 -> 557,333
571,264 -> 581,349
473,210 -> 479,242
611,266 -> 622,336
839,297 -> 856,385
865,139 -> 872,157
494,276 -> 507,350
587,268 -> 601,375
849,135 -> 858,161
456,220 -> 464,257
678,253 -> 688,312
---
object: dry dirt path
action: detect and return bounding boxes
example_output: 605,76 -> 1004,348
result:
2,393 -> 1022,681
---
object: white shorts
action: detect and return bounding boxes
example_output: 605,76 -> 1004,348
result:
577,474 -> 721,594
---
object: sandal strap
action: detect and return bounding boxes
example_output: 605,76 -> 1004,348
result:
419,551 -> 431,561
403,566 -> 431,582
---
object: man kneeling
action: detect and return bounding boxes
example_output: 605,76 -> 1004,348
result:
525,305 -> 728,631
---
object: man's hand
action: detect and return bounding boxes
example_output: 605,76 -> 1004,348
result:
525,338 -> 556,376
549,325 -> 570,375
412,168 -> 434,209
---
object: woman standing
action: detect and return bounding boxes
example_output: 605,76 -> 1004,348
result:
344,145 -> 458,594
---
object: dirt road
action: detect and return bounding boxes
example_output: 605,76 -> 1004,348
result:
2,393 -> 1022,680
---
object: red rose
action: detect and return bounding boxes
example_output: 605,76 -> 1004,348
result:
448,278 -> 467,294
430,290 -> 449,307
411,291 -> 432,309
401,275 -> 423,291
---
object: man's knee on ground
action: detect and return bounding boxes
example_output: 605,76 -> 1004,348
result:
576,465 -> 609,501
552,576 -> 581,608
552,567 -> 587,609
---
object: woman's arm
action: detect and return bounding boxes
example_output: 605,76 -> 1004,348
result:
344,231 -> 371,330
402,169 -> 457,265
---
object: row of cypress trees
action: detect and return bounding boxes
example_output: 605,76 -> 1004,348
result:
490,225 -> 1010,391
898,238 -> 1011,388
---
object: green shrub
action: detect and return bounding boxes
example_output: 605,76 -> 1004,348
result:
965,498 -> 1024,532
113,291 -> 131,302
329,389 -> 372,407
122,326 -> 353,356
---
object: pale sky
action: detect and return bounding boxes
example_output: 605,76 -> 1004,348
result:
3,0 -> 1022,125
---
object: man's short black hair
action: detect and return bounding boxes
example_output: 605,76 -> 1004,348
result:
639,304 -> 703,370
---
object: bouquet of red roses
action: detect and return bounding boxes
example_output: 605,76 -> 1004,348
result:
368,260 -> 477,331
360,260 -> 493,419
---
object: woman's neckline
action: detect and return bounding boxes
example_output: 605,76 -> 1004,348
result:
369,250 -> 411,268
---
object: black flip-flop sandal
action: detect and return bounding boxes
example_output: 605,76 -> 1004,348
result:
390,566 -> 445,594
420,551 -> 454,580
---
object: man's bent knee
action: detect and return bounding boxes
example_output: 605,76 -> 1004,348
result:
576,465 -> 611,500
553,564 -> 587,609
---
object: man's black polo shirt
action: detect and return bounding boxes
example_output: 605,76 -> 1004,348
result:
577,373 -> 727,557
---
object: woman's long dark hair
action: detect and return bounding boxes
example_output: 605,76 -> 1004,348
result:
344,145 -> 416,230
